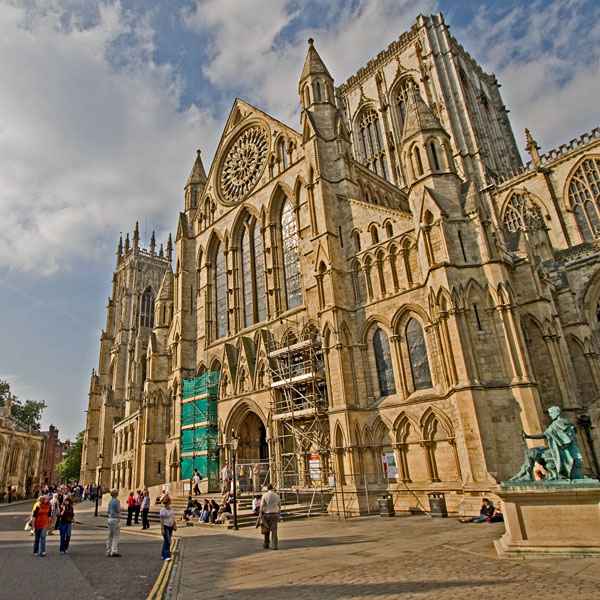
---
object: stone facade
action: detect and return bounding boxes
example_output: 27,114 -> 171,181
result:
0,399 -> 45,498
82,13 -> 600,512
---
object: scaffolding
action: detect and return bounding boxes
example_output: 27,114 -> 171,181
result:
181,371 -> 220,488
267,331 -> 331,493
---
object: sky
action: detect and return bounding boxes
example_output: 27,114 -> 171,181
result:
0,0 -> 598,441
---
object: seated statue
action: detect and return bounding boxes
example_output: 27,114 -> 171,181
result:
509,406 -> 584,482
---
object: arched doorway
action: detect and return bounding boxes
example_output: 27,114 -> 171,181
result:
238,412 -> 268,461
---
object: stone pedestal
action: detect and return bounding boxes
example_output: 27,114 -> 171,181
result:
495,480 -> 600,559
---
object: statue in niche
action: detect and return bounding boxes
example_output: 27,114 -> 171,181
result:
509,406 -> 585,482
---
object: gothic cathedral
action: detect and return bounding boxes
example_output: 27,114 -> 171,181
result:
81,13 -> 600,513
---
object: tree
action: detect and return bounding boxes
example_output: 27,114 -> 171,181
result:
0,379 -> 46,430
57,431 -> 84,482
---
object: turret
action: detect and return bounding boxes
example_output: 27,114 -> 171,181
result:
401,84 -> 458,190
133,221 -> 140,249
117,235 -> 123,265
166,233 -> 173,262
184,150 -> 207,216
525,128 -> 542,169
150,231 -> 156,257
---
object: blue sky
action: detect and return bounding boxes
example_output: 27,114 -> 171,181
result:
0,0 -> 598,441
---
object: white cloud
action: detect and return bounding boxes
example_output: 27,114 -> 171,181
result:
0,1 -> 218,274
458,0 -> 600,156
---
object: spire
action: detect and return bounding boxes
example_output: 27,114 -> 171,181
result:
166,233 -> 173,262
159,243 -> 164,258
157,264 -> 174,302
125,233 -> 130,252
150,231 -> 156,257
186,150 -> 207,187
402,84 -> 444,141
133,221 -> 140,249
117,235 -> 123,264
300,38 -> 333,86
525,128 -> 541,168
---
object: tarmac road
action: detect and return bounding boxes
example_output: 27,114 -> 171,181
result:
0,500 -> 164,599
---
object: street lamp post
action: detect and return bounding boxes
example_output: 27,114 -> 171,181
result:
94,453 -> 103,518
230,433 -> 239,531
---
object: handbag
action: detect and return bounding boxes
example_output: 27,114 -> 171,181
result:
24,519 -> 32,532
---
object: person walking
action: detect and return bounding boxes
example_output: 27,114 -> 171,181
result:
107,489 -> 122,557
193,469 -> 201,496
59,496 -> 75,554
221,464 -> 233,495
133,490 -> 142,524
141,490 -> 151,529
159,495 -> 177,562
259,483 -> 281,550
29,495 -> 51,556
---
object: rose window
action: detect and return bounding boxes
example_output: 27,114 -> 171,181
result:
220,126 -> 268,202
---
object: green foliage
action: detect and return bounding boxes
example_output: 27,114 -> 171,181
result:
0,379 -> 46,430
57,431 -> 84,482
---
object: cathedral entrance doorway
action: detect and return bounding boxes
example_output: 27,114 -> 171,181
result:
230,408 -> 269,493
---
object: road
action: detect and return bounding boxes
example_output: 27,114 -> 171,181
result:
0,500 -> 164,599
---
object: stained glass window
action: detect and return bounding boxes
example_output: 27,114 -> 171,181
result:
281,199 -> 303,309
140,288 -> 154,328
241,228 -> 253,328
397,79 -> 418,133
406,318 -> 432,390
215,242 -> 227,339
254,224 -> 266,322
359,109 -> 389,180
568,158 -> 600,242
373,328 -> 396,396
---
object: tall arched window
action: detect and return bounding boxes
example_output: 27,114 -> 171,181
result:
241,220 -> 266,327
373,328 -> 396,396
568,158 -> 600,242
214,242 -> 228,339
351,260 -> 367,305
280,139 -> 288,170
406,318 -> 432,390
281,199 -> 303,310
140,288 -> 155,328
359,109 -> 389,180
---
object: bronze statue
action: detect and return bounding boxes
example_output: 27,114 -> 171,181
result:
509,406 -> 585,481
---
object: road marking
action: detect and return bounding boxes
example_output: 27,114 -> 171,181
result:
147,538 -> 179,600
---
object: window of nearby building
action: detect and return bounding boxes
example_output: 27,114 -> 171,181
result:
406,318 -> 432,390
281,199 -> 303,310
373,327 -> 396,396
568,158 -> 600,242
359,109 -> 389,180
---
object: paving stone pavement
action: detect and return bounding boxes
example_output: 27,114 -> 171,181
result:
168,515 -> 600,599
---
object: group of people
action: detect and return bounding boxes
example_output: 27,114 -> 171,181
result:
27,492 -> 75,556
182,493 -> 236,524
106,489 -> 176,561
125,489 -> 152,529
459,498 -> 504,523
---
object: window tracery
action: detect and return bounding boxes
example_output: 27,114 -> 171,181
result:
359,109 -> 389,180
214,242 -> 228,339
406,318 -> 432,390
396,79 -> 418,133
568,158 -> 600,242
140,288 -> 154,328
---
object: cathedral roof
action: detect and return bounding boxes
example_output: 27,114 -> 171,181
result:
157,266 -> 174,301
186,150 -> 207,187
402,85 -> 444,140
300,38 -> 332,83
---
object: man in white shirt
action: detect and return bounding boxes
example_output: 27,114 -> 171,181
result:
193,469 -> 201,496
221,464 -> 233,494
260,483 -> 281,550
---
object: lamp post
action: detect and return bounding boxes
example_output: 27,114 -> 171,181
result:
94,453 -> 103,517
230,432 -> 239,531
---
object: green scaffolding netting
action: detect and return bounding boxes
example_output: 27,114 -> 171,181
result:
180,371 -> 220,482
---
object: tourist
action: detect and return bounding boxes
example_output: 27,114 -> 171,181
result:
193,469 -> 202,495
134,490 -> 143,524
459,498 -> 495,523
126,491 -> 135,526
252,495 -> 261,516
48,492 -> 60,535
107,489 -> 122,557
198,499 -> 210,523
141,490 -> 151,529
29,495 -> 51,556
159,495 -> 177,562
260,484 -> 281,550
59,496 -> 75,554
208,499 -> 219,523
182,496 -> 197,521
221,463 -> 233,495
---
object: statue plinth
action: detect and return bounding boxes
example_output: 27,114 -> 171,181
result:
495,480 -> 600,559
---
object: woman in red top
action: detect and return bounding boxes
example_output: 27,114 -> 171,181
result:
126,491 -> 135,526
29,495 -> 51,556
